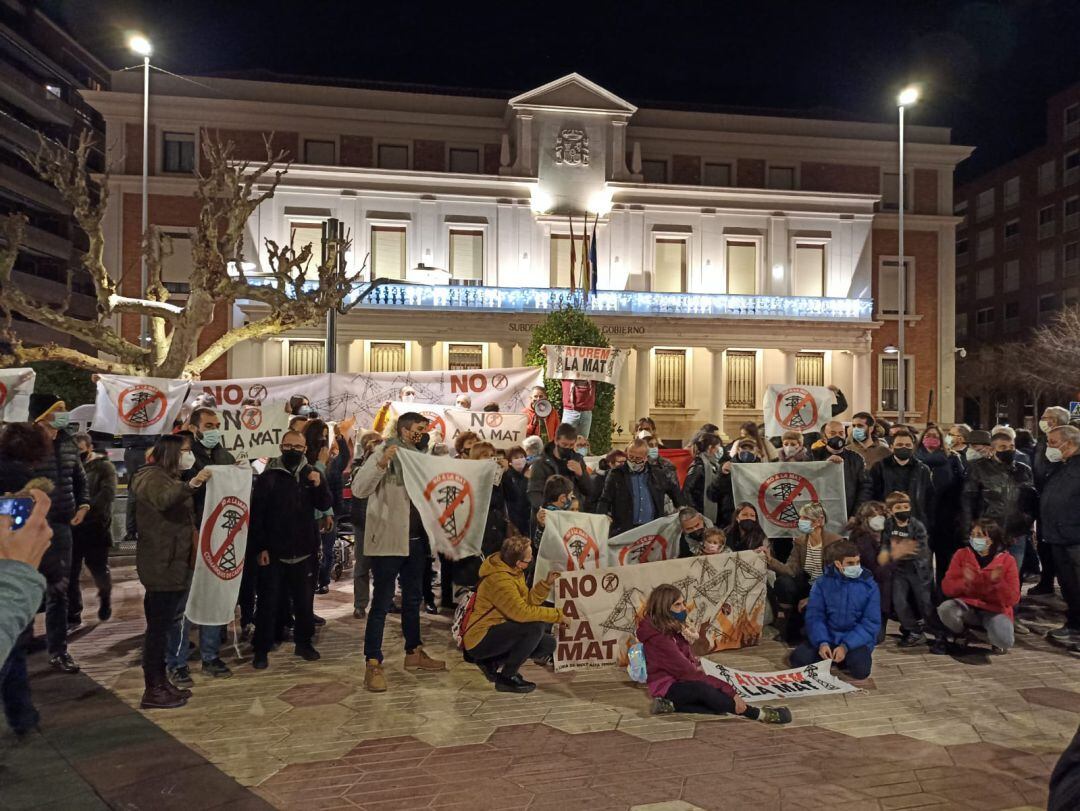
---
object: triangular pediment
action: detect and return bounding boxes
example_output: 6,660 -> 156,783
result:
508,73 -> 637,115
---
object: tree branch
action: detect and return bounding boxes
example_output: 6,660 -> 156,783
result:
0,342 -> 137,375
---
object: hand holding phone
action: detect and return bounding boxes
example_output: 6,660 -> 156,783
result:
0,489 -> 54,569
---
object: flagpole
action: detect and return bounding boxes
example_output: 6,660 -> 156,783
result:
568,215 -> 577,296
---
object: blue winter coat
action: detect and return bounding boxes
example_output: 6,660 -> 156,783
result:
805,566 -> 881,653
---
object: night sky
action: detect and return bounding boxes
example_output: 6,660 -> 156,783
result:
47,0 -> 1080,181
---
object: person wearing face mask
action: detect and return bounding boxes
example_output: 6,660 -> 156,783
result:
789,540 -> 881,681
729,421 -> 778,462
67,434 -> 117,631
706,438 -> 759,529
249,431 -> 332,671
867,430 -> 934,526
847,412 -> 891,469
1040,426 -> 1080,647
778,431 -> 811,462
502,446 -> 531,539
525,386 -> 560,441
915,424 -> 966,583
1030,407 -> 1072,597
637,583 -> 791,722
881,491 -> 934,647
683,433 -> 727,525
598,439 -> 684,536
131,434 -> 212,709
531,475 -> 576,567
462,535 -> 564,693
351,431 -> 384,619
676,507 -> 709,558
933,519 -> 1019,655
351,413 -> 447,691
525,423 -> 595,525
773,501 -> 843,643
27,395 -> 90,674
812,421 -> 872,517
965,429 -> 994,464
845,501 -> 892,643
303,419 -> 339,598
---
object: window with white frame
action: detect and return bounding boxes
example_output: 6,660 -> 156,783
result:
975,188 -> 995,221
767,166 -> 796,190
549,234 -> 574,288
162,131 -> 195,173
1039,205 -> 1056,239
1038,293 -> 1060,323
1004,219 -> 1020,249
882,172 -> 909,212
1004,301 -> 1020,332
956,312 -> 968,339
369,341 -> 406,372
371,225 -> 406,279
447,343 -> 483,370
653,238 -> 687,293
795,352 -> 825,386
1066,242 -> 1080,277
291,221 -> 325,266
976,267 -> 995,299
448,148 -> 480,174
703,162 -> 732,186
288,340 -> 326,375
1066,196 -> 1080,231
1066,103 -> 1080,140
976,228 -> 994,260
1004,176 -> 1020,209
956,235 -> 969,265
878,356 -> 913,413
158,229 -> 193,294
641,159 -> 667,183
1004,259 -> 1020,292
725,240 -> 758,295
1039,159 -> 1057,195
377,143 -> 409,170
1066,150 -> 1080,185
877,258 -> 915,315
1039,247 -> 1057,284
792,243 -> 826,297
448,229 -> 483,285
654,349 -> 687,408
975,307 -> 996,339
303,139 -> 335,165
725,351 -> 756,409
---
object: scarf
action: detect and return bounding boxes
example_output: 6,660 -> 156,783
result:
701,453 -> 719,524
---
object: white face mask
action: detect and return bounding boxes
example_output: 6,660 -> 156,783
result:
510,457 -> 526,472
868,515 -> 887,532
179,451 -> 196,471
1039,419 -> 1050,433
1046,446 -> 1064,464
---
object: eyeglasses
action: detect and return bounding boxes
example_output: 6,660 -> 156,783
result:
282,443 -> 307,451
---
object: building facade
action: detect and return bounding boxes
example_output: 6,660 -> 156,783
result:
84,72 -> 970,440
954,81 -> 1080,428
0,0 -> 109,349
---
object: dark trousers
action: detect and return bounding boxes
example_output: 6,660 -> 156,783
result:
665,680 -> 744,716
774,570 -> 810,643
790,641 -> 873,680
68,523 -> 111,622
40,522 -> 73,656
237,546 -> 258,627
893,563 -> 934,635
422,538 -> 436,606
255,557 -> 316,654
317,529 -> 336,588
124,447 -> 148,537
1,638 -> 38,733
467,621 -> 556,676
143,589 -> 185,688
439,553 -> 455,608
1038,532 -> 1058,589
364,536 -> 426,662
1051,544 -> 1080,630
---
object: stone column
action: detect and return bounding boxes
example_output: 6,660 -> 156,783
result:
496,341 -> 515,369
710,347 -> 725,426
611,121 -> 631,180
634,345 -> 651,421
419,339 -> 435,372
781,350 -> 797,384
852,350 -> 872,414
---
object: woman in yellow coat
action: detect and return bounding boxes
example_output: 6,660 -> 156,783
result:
463,535 -> 562,693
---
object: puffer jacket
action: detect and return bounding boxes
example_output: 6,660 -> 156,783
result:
804,566 -> 881,653
636,616 -> 736,700
81,453 -> 118,531
131,464 -> 196,592
961,457 -> 1037,538
941,547 -> 1020,619
462,553 -> 560,650
30,429 -> 88,523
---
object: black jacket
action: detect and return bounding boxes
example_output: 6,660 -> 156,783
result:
811,447 -> 871,515
1039,455 -> 1080,546
1033,437 -> 1061,492
961,457 -> 1037,538
917,448 -> 966,542
455,483 -> 509,588
526,442 -> 594,509
598,463 -> 684,536
249,457 -> 332,560
31,429 -> 88,523
867,455 -> 934,526
683,453 -> 727,518
81,454 -> 118,532
502,468 -> 531,536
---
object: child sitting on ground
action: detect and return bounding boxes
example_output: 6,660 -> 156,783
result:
698,527 -> 729,556
789,539 -> 881,681
637,583 -> 791,723
881,491 -> 935,648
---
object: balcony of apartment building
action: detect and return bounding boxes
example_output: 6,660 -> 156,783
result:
0,56 -> 74,127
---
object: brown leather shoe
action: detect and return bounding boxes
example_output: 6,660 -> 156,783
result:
404,646 -> 446,672
163,681 -> 193,700
140,685 -> 187,709
364,659 -> 387,692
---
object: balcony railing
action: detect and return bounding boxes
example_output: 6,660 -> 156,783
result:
349,283 -> 873,322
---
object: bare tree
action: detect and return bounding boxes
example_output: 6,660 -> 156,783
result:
1024,306 -> 1080,399
0,132 -> 362,378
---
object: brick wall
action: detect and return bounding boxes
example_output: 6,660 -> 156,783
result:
123,122 -> 156,175
340,135 -> 373,167
200,128 -> 300,170
800,162 -> 879,194
870,228 -> 940,423
483,143 -> 501,174
737,159 -> 765,188
672,155 -> 701,185
414,140 -> 445,171
913,169 -> 939,215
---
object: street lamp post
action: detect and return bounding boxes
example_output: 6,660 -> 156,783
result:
129,35 -> 152,346
896,85 -> 919,425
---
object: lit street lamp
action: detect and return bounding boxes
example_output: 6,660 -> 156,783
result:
129,34 -> 152,345
896,84 -> 919,424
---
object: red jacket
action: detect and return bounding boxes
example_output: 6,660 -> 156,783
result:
561,380 -> 596,412
941,547 -> 1020,619
636,617 -> 735,700
525,407 -> 560,441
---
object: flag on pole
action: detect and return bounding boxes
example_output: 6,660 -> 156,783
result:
580,215 -> 591,304
589,213 -> 599,296
568,216 -> 577,294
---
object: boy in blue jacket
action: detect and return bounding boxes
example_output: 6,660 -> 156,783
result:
789,539 -> 881,680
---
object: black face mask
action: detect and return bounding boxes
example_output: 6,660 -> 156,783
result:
80,450 -> 92,462
737,451 -> 756,463
996,450 -> 1016,465
893,447 -> 913,461
281,449 -> 304,469
826,436 -> 846,451
415,433 -> 430,451
894,510 -> 911,522
688,529 -> 705,540
738,519 -> 758,533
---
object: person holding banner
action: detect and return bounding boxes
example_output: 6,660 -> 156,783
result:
683,433 -> 726,525
789,540 -> 881,681
598,439 -> 684,536
560,379 -> 596,441
350,431 -> 384,619
638,584 -> 791,723
813,421 -> 872,517
302,420 -> 338,596
706,437 -> 761,528
526,424 -> 594,519
502,446 -> 531,537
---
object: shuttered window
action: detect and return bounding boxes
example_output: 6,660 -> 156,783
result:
726,241 -> 758,295
448,343 -> 483,370
550,234 -> 574,288
371,226 -> 406,280
370,342 -> 406,372
288,340 -> 325,375
792,244 -> 825,297
654,349 -> 686,408
291,221 -> 325,267
795,353 -> 825,387
449,230 -> 483,285
654,239 -> 686,293
726,351 -> 756,409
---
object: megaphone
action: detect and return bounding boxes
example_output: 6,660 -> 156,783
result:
534,399 -> 553,418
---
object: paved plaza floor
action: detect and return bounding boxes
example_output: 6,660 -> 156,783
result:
2,567 -> 1079,810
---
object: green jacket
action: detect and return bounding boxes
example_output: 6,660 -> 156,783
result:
83,453 -> 118,532
131,465 -> 196,592
0,560 -> 45,663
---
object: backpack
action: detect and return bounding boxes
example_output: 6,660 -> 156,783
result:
451,589 -> 479,649
626,642 -> 648,684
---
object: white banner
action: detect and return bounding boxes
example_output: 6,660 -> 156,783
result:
544,344 -> 626,384
762,384 -> 837,437
731,461 -> 847,539
186,465 -> 253,626
534,510 -> 611,585
700,659 -> 857,702
385,401 -> 527,450
397,447 -> 495,560
92,375 -> 191,435
194,366 -> 544,427
219,403 -> 293,461
604,515 -> 683,567
0,368 -> 35,422
553,552 -> 767,671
